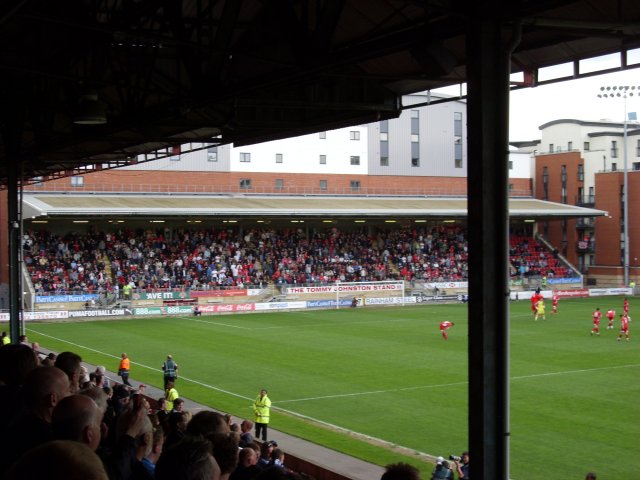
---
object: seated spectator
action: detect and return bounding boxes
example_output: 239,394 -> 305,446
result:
163,411 -> 188,449
54,351 -> 83,394
5,440 -> 108,480
172,397 -> 185,413
155,435 -> 221,480
141,422 -> 165,478
231,447 -> 260,480
0,366 -> 70,470
186,411 -> 229,438
239,419 -> 254,447
53,393 -> 149,480
381,462 -> 420,480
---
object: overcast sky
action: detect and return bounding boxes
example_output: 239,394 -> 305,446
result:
509,68 -> 640,141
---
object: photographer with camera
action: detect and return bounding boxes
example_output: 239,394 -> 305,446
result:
449,451 -> 469,479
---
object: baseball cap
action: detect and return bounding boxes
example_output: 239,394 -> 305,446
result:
436,456 -> 444,465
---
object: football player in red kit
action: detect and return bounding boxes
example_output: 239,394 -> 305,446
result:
590,308 -> 602,336
551,293 -> 559,314
439,321 -> 455,340
606,308 -> 616,329
617,313 -> 630,341
623,297 -> 630,315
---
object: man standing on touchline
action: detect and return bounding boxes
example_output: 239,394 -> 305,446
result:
162,354 -> 179,390
253,388 -> 271,441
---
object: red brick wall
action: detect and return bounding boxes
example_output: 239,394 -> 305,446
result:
534,152 -> 583,265
25,169 -> 531,197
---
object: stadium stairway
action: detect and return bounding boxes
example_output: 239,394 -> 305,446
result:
45,348 -> 386,480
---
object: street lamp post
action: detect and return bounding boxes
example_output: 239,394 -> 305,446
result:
597,85 -> 637,286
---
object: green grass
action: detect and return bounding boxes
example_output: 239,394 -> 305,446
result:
27,297 -> 639,479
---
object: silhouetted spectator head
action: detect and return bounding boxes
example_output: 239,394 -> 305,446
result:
239,447 -> 258,467
22,366 -> 70,420
5,440 -> 108,480
155,435 -> 220,480
0,343 -> 39,386
380,462 -> 420,480
585,473 -> 597,480
80,385 -> 108,415
208,431 -> 239,476
54,351 -> 83,393
52,394 -> 102,451
186,410 -> 229,437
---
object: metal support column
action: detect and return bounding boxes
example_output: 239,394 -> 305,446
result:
8,161 -> 21,343
465,9 -> 514,480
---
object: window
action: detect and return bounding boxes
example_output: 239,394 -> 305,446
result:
239,178 -> 251,189
584,142 -> 590,151
380,156 -> 389,166
633,162 -> 640,171
380,132 -> 388,141
611,163 -> 617,171
542,166 -> 548,200
71,176 -> 84,187
549,144 -> 554,153
578,164 -> 584,181
454,138 -> 462,168
350,131 -> 360,140
275,179 -> 284,190
350,180 -> 361,191
240,152 -> 251,162
350,156 -> 360,166
319,180 -> 327,190
508,160 -> 513,170
567,141 -> 573,150
508,183 -> 514,192
637,139 -> 640,157
319,131 -> 326,139
319,155 -> 326,165
561,165 -> 567,183
207,146 -> 218,162
611,141 -> 618,158
454,112 -> 463,137
380,120 -> 389,134
275,153 -> 283,163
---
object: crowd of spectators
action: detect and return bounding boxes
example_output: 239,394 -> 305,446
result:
24,225 -> 470,293
0,341 -> 304,480
509,235 -> 569,279
25,227 -> 570,295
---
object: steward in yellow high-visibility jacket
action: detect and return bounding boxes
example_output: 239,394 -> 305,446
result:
253,389 -> 271,441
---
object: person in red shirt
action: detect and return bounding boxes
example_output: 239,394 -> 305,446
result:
530,292 -> 542,318
623,297 -> 630,315
606,308 -> 616,330
590,308 -> 602,336
439,321 -> 455,340
551,293 -> 559,314
617,313 -> 630,341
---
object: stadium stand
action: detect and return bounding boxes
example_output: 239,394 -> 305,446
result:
25,227 -> 572,296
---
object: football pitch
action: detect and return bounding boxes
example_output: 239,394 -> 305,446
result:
27,296 -> 639,479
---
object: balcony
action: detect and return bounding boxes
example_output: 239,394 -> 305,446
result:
576,239 -> 596,253
575,194 -> 595,207
576,218 -> 596,229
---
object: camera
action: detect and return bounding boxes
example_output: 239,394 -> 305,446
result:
449,455 -> 461,462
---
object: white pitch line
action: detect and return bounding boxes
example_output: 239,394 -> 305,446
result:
277,363 -> 640,404
26,328 -> 253,401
